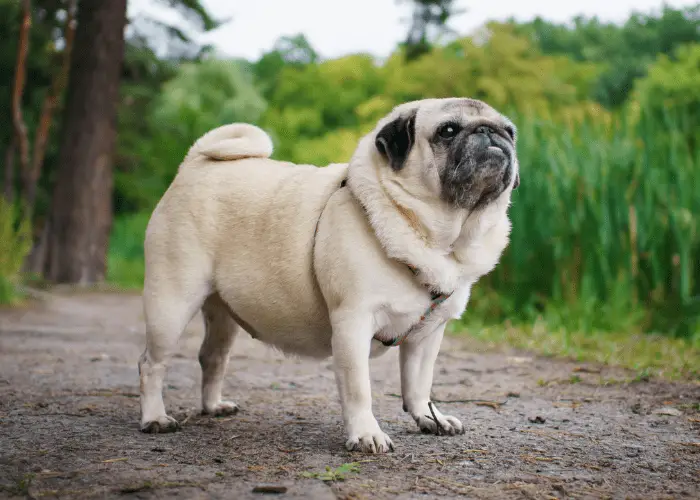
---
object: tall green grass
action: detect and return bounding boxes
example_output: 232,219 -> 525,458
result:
0,198 -> 32,304
468,106 -> 699,338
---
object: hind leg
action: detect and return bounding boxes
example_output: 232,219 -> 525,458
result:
139,277 -> 210,433
199,294 -> 241,416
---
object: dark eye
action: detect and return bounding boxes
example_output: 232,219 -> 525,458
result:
504,125 -> 516,140
437,123 -> 461,140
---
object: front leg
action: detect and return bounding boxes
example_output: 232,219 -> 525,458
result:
400,323 -> 465,435
331,311 -> 394,453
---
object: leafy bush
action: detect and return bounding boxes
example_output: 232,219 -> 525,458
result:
0,198 -> 32,304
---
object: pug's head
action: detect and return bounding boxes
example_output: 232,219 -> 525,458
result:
371,98 -> 519,211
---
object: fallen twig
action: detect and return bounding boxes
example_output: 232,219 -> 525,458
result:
475,401 -> 503,410
435,398 -> 506,406
573,366 -> 601,374
521,454 -> 562,463
426,401 -> 445,436
385,393 -> 507,407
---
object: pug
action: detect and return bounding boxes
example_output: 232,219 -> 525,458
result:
138,97 -> 519,454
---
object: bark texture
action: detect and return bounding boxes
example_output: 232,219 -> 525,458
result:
44,0 -> 127,284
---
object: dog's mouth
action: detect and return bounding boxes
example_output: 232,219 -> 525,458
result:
440,123 -> 517,209
471,174 -> 509,211
447,156 -> 515,210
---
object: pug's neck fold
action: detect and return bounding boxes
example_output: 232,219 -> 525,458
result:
346,134 -> 512,296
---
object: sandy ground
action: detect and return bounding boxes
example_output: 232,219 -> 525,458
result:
0,290 -> 698,499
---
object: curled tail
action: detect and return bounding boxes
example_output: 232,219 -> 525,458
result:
182,123 -> 273,166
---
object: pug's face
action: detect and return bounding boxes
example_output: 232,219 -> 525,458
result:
373,98 -> 519,211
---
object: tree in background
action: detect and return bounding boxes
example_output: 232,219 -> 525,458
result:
5,0 -> 31,205
43,0 -> 129,284
42,0 -> 221,283
0,0 -> 220,283
2,0 -> 76,212
511,5 -> 700,107
399,0 -> 463,60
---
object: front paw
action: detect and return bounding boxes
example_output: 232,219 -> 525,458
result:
346,431 -> 394,453
140,415 -> 181,434
415,414 -> 464,435
345,412 -> 394,453
411,402 -> 465,436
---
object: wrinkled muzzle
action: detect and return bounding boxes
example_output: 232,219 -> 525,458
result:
441,125 -> 517,210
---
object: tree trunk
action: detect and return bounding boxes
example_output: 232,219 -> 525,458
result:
8,0 -> 31,204
44,0 -> 127,284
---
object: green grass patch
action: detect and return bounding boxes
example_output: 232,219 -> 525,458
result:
300,462 -> 361,482
449,318 -> 700,381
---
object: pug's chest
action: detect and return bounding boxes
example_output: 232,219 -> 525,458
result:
371,285 -> 470,345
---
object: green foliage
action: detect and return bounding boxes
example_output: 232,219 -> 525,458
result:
634,43 -> 700,150
381,23 -> 600,110
253,34 -> 318,100
0,0 -> 71,209
512,5 -> 700,107
0,199 -> 32,304
106,213 -> 150,289
300,462 -> 361,482
260,53 -> 384,160
115,59 -> 266,212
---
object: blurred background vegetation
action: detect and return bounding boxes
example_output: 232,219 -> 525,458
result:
1,0 -> 698,376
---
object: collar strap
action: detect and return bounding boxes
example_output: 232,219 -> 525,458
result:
377,268 -> 453,347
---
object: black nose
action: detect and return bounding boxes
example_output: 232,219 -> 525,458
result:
475,125 -> 496,135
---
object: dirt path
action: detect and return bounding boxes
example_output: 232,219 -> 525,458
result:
0,291 -> 698,499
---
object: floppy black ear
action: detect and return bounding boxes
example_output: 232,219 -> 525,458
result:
374,110 -> 417,171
